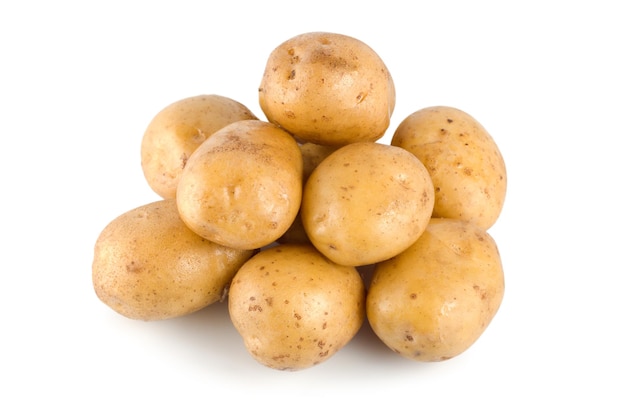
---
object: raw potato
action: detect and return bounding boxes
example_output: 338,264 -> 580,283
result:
228,244 -> 365,371
92,199 -> 254,321
176,119 -> 303,250
301,142 -> 435,266
258,31 -> 395,146
93,32 -> 507,370
391,106 -> 506,229
366,218 -> 505,362
141,94 -> 258,199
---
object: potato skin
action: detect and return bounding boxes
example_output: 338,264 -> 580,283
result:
228,244 -> 365,371
92,199 -> 254,321
259,32 -> 395,146
140,94 -> 258,199
366,218 -> 504,361
301,142 -> 434,266
176,119 -> 303,250
391,106 -> 506,229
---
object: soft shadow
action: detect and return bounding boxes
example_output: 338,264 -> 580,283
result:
151,299 -> 256,372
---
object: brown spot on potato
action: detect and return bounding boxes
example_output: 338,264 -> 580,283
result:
473,284 -> 488,300
180,153 -> 188,169
125,261 -> 143,273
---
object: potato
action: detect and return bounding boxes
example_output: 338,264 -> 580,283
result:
301,141 -> 434,266
277,142 -> 339,245
140,94 -> 258,199
228,244 -> 365,371
391,106 -> 506,229
92,199 -> 254,321
176,119 -> 303,250
258,31 -> 395,146
366,218 -> 505,362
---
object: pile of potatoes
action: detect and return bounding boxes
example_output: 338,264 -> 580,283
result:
92,32 -> 507,371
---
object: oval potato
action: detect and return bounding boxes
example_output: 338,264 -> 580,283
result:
228,244 -> 365,371
259,31 -> 395,146
301,142 -> 434,266
366,218 -> 505,361
391,106 -> 506,229
176,119 -> 303,250
92,199 -> 254,321
140,94 -> 258,199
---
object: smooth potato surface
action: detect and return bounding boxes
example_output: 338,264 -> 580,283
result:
366,218 -> 505,361
92,199 -> 254,321
176,119 -> 303,250
391,106 -> 506,229
259,32 -> 395,146
140,94 -> 257,199
301,142 -> 434,266
228,244 -> 365,370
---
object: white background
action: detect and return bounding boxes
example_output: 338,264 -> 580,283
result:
2,1 -> 624,414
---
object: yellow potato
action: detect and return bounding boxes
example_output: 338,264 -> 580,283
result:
140,94 -> 258,199
391,106 -> 506,229
366,218 -> 505,361
176,119 -> 303,250
258,32 -> 395,146
228,244 -> 365,370
301,141 -> 434,266
92,199 -> 254,321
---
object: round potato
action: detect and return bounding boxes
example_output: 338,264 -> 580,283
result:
366,218 -> 505,362
141,94 -> 258,199
391,106 -> 507,229
301,142 -> 434,266
258,31 -> 395,146
228,244 -> 365,371
92,199 -> 255,321
176,119 -> 303,250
